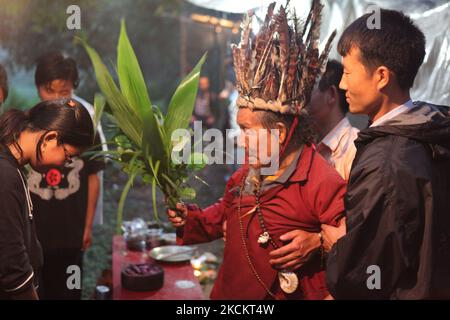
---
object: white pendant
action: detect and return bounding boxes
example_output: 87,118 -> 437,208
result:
278,271 -> 298,294
257,232 -> 270,244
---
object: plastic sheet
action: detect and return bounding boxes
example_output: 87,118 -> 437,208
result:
188,0 -> 450,106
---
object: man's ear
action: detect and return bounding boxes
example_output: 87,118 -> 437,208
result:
375,66 -> 390,91
326,86 -> 338,107
276,122 -> 288,144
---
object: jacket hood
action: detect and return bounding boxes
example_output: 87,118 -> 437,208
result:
356,101 -> 450,159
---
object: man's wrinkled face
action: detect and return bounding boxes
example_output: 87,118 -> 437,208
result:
236,107 -> 279,169
38,79 -> 73,101
340,47 -> 381,116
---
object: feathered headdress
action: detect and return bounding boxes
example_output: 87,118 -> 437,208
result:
232,0 -> 336,115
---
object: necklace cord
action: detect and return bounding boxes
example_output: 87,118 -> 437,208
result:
238,173 -> 278,299
17,169 -> 33,220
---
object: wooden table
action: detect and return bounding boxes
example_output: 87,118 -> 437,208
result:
112,235 -> 205,300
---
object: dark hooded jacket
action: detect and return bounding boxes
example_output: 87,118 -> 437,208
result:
0,145 -> 43,299
327,101 -> 450,299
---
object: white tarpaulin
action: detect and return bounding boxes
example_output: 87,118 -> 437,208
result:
187,0 -> 450,105
186,0 -> 275,13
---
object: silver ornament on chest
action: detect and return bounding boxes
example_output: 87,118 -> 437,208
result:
257,232 -> 270,245
278,271 -> 299,294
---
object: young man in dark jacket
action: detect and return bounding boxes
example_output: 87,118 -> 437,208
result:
324,9 -> 450,299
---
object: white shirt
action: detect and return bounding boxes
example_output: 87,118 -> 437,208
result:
73,94 -> 107,226
318,117 -> 359,181
370,99 -> 414,127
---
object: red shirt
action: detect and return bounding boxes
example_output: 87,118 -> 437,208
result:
178,145 -> 346,299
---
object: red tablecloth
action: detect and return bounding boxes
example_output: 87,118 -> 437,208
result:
112,235 -> 205,300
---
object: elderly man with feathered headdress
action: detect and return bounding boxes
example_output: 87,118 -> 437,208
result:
166,0 -> 346,300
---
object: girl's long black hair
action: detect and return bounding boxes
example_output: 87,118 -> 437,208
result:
0,98 -> 94,161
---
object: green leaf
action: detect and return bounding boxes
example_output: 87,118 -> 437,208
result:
172,133 -> 191,153
160,173 -> 181,210
141,174 -> 152,184
119,150 -> 139,163
93,93 -> 105,134
148,159 -> 161,185
116,20 -> 168,171
77,37 -> 142,145
117,19 -> 152,118
151,177 -> 159,221
179,187 -> 196,200
114,134 -> 134,149
187,152 -> 208,170
85,149 -> 121,161
141,108 -> 168,172
78,21 -> 207,221
115,151 -> 142,234
164,53 -> 207,147
116,171 -> 137,234
161,172 -> 179,192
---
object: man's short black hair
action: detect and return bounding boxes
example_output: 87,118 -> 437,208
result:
35,51 -> 79,89
0,64 -> 8,101
318,60 -> 349,114
338,9 -> 426,90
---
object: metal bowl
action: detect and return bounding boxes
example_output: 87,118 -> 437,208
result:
149,245 -> 196,262
160,233 -> 177,245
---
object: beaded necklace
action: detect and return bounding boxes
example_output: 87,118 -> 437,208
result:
237,172 -> 299,298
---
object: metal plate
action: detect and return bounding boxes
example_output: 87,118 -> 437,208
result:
149,245 -> 196,262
